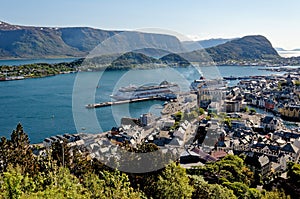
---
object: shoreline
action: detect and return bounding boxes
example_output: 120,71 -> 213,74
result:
0,56 -> 81,61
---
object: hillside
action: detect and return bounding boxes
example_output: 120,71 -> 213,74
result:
206,35 -> 280,61
82,35 -> 282,69
104,51 -> 190,69
110,52 -> 161,67
181,35 -> 280,62
159,53 -> 190,66
0,21 -> 184,59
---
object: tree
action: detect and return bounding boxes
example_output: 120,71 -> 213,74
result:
185,110 -> 199,120
10,123 -> 30,148
173,111 -> 183,122
0,166 -> 24,199
83,172 -> 104,198
249,108 -> 256,115
155,162 -> 194,199
224,118 -> 232,129
242,106 -> 249,112
190,155 -> 254,186
222,182 -> 249,199
0,136 -> 10,172
0,123 -> 36,175
24,167 -> 89,199
135,143 -> 158,153
246,188 -> 262,199
51,139 -> 71,168
190,175 -> 237,199
199,108 -> 205,115
69,147 -> 94,178
84,170 -> 143,199
262,190 -> 291,199
287,162 -> 300,184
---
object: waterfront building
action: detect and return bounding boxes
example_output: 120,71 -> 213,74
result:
196,79 -> 226,111
279,105 -> 300,121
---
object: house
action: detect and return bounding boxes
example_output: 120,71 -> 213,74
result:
279,154 -> 291,171
257,97 -> 265,108
280,142 -> 300,162
245,154 -> 271,177
211,150 -> 227,159
158,131 -> 172,143
166,138 -> 183,146
261,116 -> 279,131
191,147 -> 218,163
162,119 -> 176,129
180,150 -> 203,164
265,99 -> 275,110
173,127 -> 185,140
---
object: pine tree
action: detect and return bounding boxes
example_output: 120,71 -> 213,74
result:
1,123 -> 36,174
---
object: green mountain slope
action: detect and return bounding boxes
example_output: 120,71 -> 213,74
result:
0,21 -> 184,59
205,35 -> 280,61
181,35 -> 280,62
111,52 -> 160,67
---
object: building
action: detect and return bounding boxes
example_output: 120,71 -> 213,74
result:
245,154 -> 271,177
225,100 -> 240,112
261,116 -> 279,131
280,142 -> 300,163
265,98 -> 275,110
140,113 -> 155,126
279,105 -> 300,121
197,79 -> 226,110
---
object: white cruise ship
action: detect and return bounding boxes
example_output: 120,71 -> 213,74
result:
110,81 -> 180,101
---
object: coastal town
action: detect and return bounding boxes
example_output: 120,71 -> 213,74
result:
36,68 -> 300,187
3,0 -> 300,198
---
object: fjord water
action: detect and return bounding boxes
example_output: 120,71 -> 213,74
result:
0,63 -> 286,143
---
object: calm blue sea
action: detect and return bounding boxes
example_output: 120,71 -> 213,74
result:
0,62 -> 288,143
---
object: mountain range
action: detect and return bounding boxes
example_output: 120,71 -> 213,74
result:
0,21 -> 184,59
0,21 -> 281,63
182,38 -> 233,51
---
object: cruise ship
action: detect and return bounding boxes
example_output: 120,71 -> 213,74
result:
110,81 -> 180,101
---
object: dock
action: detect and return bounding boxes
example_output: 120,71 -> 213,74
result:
86,95 -> 177,109
223,75 -> 267,81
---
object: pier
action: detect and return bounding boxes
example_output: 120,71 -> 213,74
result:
223,75 -> 268,81
86,95 -> 177,109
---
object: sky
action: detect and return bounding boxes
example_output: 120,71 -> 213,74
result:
0,0 -> 300,49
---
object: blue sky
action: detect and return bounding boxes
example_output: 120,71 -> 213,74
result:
1,0 -> 300,49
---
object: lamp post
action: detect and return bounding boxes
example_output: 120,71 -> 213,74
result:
60,140 -> 64,167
